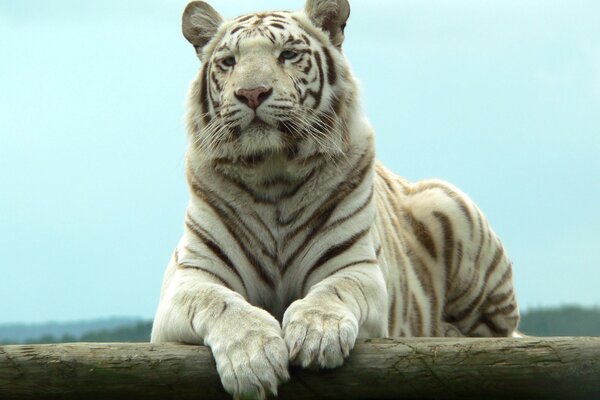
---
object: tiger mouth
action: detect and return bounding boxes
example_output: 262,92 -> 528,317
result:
249,117 -> 270,128
243,117 -> 290,136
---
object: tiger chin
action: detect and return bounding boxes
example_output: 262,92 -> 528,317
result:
151,0 -> 520,399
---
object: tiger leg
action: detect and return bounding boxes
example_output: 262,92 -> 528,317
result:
444,213 -> 521,337
404,180 -> 520,337
151,257 -> 289,400
282,261 -> 387,368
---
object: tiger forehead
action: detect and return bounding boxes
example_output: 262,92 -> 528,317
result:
234,11 -> 293,24
217,15 -> 311,53
217,33 -> 309,52
227,11 -> 304,39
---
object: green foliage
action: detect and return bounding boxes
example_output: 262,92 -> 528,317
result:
79,321 -> 153,342
519,305 -> 600,336
0,322 -> 153,345
0,317 -> 140,344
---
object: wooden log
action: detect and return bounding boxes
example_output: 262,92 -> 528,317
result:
1,337 -> 599,399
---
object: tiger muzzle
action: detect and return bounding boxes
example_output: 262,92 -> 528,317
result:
235,86 -> 273,110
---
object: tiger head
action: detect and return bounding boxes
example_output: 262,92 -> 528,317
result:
182,0 -> 364,165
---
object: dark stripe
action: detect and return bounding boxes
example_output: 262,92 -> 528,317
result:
323,187 -> 373,232
388,290 -> 397,335
268,104 -> 294,111
178,263 -> 232,290
469,210 -> 487,278
449,241 -> 464,292
410,254 -> 437,334
224,108 -> 242,117
330,92 -> 343,116
283,149 -> 374,267
258,175 -> 293,187
269,18 -> 290,25
270,23 -> 285,29
445,209 -> 486,307
210,78 -> 222,110
433,211 -> 454,272
447,246 -> 505,324
302,56 -> 313,75
185,218 -> 246,293
322,47 -> 337,86
230,25 -> 244,35
215,170 -> 274,204
244,250 -> 276,289
277,120 -> 295,136
411,294 -> 423,335
433,211 -> 456,300
189,172 -> 275,245
484,245 -> 505,282
301,228 -> 371,293
285,37 -> 304,46
404,212 -> 437,260
485,290 -> 513,307
472,314 -> 509,337
276,205 -> 308,226
376,165 -> 399,196
178,245 -> 234,286
312,110 -> 336,134
483,302 -> 517,319
327,259 -> 378,278
286,144 -> 300,160
402,264 -> 410,322
333,287 -> 344,302
242,152 -> 267,165
445,266 -> 477,308
236,15 -> 253,23
313,51 -> 324,108
188,178 -> 277,288
492,264 -> 513,290
467,268 -> 516,336
199,63 -> 211,125
280,168 -> 319,201
300,53 -> 324,107
415,183 -> 475,237
264,28 -> 277,44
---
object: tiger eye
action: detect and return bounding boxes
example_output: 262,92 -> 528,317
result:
222,56 -> 236,67
280,50 -> 298,61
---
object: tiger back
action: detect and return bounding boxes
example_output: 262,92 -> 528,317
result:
151,1 -> 520,399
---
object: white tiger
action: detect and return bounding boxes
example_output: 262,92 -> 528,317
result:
151,0 -> 520,398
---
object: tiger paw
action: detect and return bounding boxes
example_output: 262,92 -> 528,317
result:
206,308 -> 290,400
282,298 -> 358,369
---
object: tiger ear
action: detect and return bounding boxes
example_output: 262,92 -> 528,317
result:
182,1 -> 224,53
304,0 -> 350,47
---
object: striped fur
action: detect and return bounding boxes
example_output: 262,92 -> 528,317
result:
151,1 -> 520,399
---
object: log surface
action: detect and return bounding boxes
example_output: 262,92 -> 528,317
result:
1,337 -> 599,399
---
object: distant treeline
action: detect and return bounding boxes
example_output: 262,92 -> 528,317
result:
0,321 -> 153,345
518,305 -> 600,336
1,305 -> 599,345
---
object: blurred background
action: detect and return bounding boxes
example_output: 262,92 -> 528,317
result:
1,0 -> 599,343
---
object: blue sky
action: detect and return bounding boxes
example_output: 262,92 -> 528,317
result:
0,0 -> 599,324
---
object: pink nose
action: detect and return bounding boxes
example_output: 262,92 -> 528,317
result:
235,86 -> 273,109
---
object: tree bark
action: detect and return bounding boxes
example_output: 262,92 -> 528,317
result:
1,337 -> 599,399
